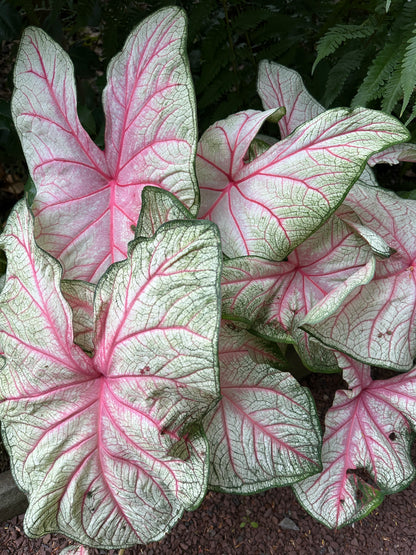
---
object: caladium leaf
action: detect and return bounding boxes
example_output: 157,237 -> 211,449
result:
0,200 -> 222,548
203,323 -> 321,493
301,184 -> 416,371
256,60 -> 387,190
257,60 -> 324,137
368,143 -> 416,166
221,211 -> 375,371
197,106 -> 408,260
12,7 -> 198,282
135,186 -> 193,239
293,354 -> 416,528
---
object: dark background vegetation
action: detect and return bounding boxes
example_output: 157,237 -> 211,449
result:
1,0 -> 416,176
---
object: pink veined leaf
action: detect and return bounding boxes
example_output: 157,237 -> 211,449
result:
0,200 -> 222,548
11,7 -> 198,282
256,59 -> 397,188
257,60 -> 324,138
368,143 -> 416,166
202,323 -> 321,493
293,353 -> 416,528
221,210 -> 376,371
196,106 -> 408,260
61,280 -> 95,353
301,184 -> 416,371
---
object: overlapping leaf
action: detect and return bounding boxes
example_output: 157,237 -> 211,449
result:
256,60 -> 404,186
221,210 -> 376,370
135,186 -> 193,239
12,7 -> 198,282
0,200 -> 221,548
294,354 -> 416,528
203,323 -> 321,493
196,105 -> 408,260
257,60 -> 324,137
301,184 -> 416,371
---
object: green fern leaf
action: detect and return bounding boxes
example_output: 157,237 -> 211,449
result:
405,101 -> 416,126
323,47 -> 366,106
401,23 -> 416,114
382,64 -> 403,113
352,40 -> 403,107
312,18 -> 377,73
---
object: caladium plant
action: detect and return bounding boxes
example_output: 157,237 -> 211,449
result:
2,5 -> 416,551
0,199 -> 222,548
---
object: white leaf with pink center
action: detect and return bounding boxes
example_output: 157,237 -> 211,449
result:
12,7 -> 198,282
221,211 -> 375,370
301,184 -> 416,370
203,323 -> 321,493
196,106 -> 408,260
293,354 -> 416,528
0,200 -> 221,548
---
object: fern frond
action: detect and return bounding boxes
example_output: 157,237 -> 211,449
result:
323,47 -> 366,106
401,22 -> 416,114
352,40 -> 403,106
381,64 -> 403,112
405,101 -> 416,126
312,18 -> 377,73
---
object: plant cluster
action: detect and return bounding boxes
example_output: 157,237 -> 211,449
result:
2,6 -> 416,552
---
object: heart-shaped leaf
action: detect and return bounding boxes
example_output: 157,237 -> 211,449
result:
257,60 -> 415,170
0,200 -> 222,548
301,184 -> 416,371
203,323 -> 321,493
293,354 -> 416,528
12,7 -> 198,282
197,106 -> 408,260
221,211 -> 375,370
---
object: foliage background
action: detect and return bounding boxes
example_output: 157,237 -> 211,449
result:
1,0 -> 416,191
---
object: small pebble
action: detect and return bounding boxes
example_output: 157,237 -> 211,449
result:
278,516 -> 300,531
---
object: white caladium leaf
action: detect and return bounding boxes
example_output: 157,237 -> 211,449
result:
135,186 -> 193,239
257,60 -> 382,190
221,211 -> 375,370
368,143 -> 416,166
197,106 -> 408,260
294,354 -> 416,528
12,7 -> 198,282
203,323 -> 321,493
257,60 -> 415,171
0,200 -> 222,548
219,320 -> 288,369
301,184 -> 416,371
257,60 -> 324,137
